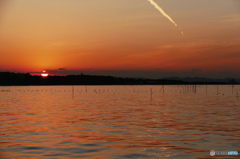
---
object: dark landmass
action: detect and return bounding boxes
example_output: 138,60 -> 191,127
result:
0,72 -> 239,86
163,77 -> 240,84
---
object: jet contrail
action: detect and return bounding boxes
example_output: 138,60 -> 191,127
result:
148,0 -> 184,35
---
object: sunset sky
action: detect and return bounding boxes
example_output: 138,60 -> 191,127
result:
0,0 -> 240,78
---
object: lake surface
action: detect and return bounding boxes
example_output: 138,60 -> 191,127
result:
1,85 -> 240,158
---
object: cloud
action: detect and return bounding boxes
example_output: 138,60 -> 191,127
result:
191,69 -> 202,72
46,69 -> 82,75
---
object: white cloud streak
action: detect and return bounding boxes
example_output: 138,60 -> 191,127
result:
148,0 -> 184,35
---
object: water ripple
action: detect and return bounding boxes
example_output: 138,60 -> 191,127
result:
0,85 -> 239,158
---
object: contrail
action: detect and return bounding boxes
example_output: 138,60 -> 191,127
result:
148,0 -> 184,35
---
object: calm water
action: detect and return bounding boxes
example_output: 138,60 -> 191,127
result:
1,85 -> 240,159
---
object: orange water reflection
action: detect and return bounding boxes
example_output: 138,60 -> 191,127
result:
1,85 -> 240,158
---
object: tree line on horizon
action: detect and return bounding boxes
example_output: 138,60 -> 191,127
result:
0,72 -> 237,86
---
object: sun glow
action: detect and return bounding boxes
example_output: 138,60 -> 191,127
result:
41,71 -> 48,77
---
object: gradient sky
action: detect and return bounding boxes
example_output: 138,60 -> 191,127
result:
0,0 -> 240,78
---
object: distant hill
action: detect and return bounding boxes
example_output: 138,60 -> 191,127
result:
163,77 -> 240,84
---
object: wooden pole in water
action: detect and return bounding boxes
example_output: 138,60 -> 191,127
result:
150,88 -> 153,100
72,85 -> 74,99
217,85 -> 219,95
206,85 -> 207,94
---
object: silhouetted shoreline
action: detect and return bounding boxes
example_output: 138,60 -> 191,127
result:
0,72 -> 239,86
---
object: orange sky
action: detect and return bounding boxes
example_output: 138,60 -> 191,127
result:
0,0 -> 240,78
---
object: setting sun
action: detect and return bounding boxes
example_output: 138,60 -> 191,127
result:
41,71 -> 48,77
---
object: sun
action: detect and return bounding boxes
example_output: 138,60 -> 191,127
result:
41,71 -> 49,77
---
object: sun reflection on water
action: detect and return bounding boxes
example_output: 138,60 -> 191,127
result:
0,85 -> 240,158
